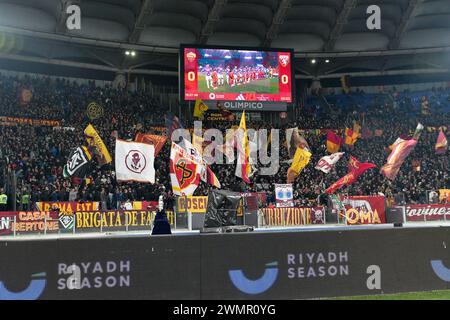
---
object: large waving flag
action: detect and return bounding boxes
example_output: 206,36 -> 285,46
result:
315,152 -> 345,173
327,130 -> 343,153
287,147 -> 312,183
170,140 -> 203,196
325,156 -> 376,194
115,139 -> 155,183
63,146 -> 93,179
286,128 -> 309,159
344,123 -> 360,146
435,130 -> 448,154
84,124 -> 112,165
235,111 -> 251,183
135,133 -> 167,157
381,139 -> 417,180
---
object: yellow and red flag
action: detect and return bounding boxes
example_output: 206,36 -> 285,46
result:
235,111 -> 251,183
327,130 -> 342,153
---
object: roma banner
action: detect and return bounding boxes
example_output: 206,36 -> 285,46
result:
0,212 -> 59,235
262,207 -> 325,226
340,195 -> 386,225
35,201 -> 100,212
115,139 -> 155,183
170,141 -> 203,196
405,204 -> 450,222
275,184 -> 294,208
135,133 -> 168,157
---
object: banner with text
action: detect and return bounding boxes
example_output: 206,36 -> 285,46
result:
341,195 -> 386,225
262,207 -> 325,226
405,204 -> 450,222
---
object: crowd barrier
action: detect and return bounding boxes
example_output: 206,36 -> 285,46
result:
1,227 -> 450,299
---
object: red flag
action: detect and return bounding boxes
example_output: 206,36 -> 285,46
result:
381,139 -> 418,180
135,133 -> 167,157
325,156 -> 376,194
435,130 -> 448,154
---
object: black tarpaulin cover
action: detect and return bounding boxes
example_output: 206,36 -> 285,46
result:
204,189 -> 242,228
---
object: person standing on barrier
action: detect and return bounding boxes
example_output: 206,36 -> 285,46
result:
0,188 -> 8,212
152,195 -> 172,235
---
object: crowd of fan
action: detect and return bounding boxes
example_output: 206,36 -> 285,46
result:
0,73 -> 448,210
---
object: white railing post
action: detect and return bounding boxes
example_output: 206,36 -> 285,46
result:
44,215 -> 47,235
100,212 -> 103,233
125,213 -> 129,232
13,215 -> 16,238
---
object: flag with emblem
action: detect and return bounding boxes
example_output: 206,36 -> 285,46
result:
435,129 -> 448,155
63,146 -> 93,179
84,124 -> 112,165
115,139 -> 155,183
170,140 -> 203,196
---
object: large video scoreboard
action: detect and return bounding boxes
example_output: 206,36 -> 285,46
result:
180,45 -> 294,105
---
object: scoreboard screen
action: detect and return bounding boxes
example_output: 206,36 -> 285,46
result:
180,45 -> 294,103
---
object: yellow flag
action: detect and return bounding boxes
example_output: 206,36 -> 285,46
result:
287,147 -> 312,183
194,99 -> 209,119
235,111 -> 251,183
84,124 -> 112,165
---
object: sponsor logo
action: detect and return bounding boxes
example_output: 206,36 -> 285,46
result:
431,260 -> 450,282
236,94 -> 246,101
287,251 -> 349,279
209,93 -> 216,100
229,262 -> 278,295
57,260 -> 131,290
186,51 -> 196,62
125,150 -> 146,174
230,251 -> 349,295
406,205 -> 450,218
0,272 -> 46,300
279,54 -> 290,67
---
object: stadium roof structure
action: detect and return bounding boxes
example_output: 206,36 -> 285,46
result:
0,0 -> 449,80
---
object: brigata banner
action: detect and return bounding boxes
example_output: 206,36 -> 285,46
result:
341,195 -> 386,225
35,202 -> 100,212
0,212 -> 59,235
262,207 -> 325,226
405,204 -> 450,222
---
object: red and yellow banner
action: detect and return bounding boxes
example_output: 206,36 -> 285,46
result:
0,116 -> 61,127
36,201 -> 99,213
262,207 -> 325,226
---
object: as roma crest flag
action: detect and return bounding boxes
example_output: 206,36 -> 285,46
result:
170,141 -> 203,196
135,133 -> 167,157
325,156 -> 376,194
115,139 -> 155,183
327,130 -> 342,153
435,130 -> 448,154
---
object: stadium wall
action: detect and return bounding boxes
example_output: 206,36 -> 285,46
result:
1,227 -> 450,300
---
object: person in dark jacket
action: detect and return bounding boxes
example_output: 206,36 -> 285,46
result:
151,195 -> 172,235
